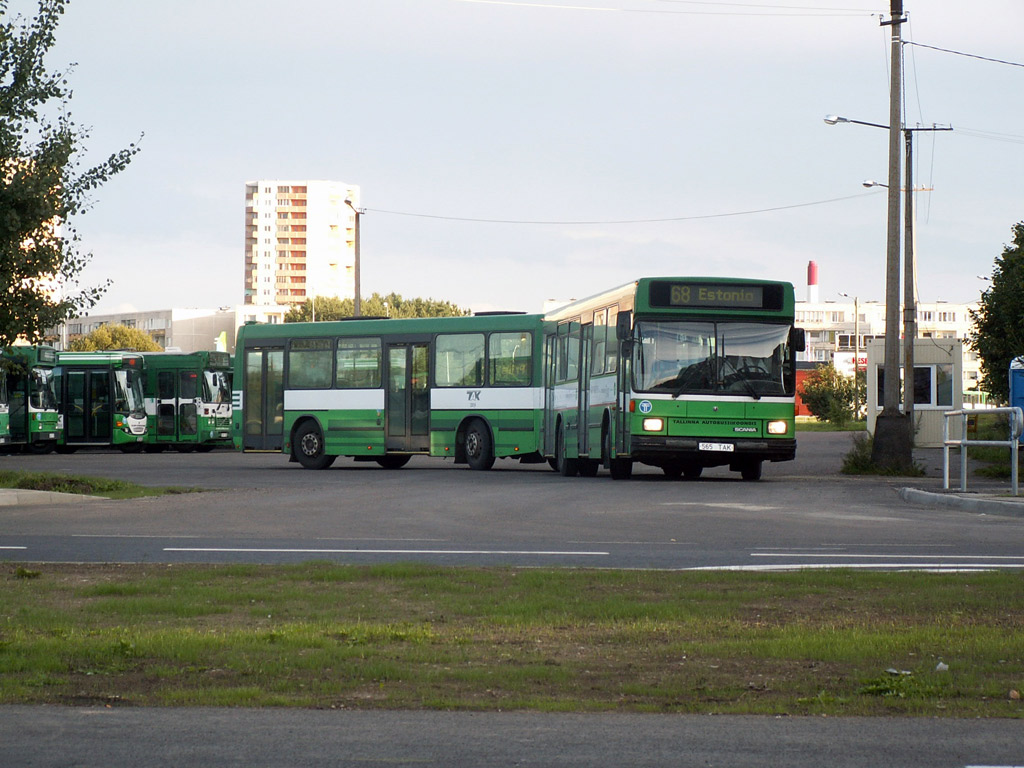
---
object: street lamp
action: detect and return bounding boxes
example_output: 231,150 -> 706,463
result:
344,198 -> 363,317
825,106 -> 950,465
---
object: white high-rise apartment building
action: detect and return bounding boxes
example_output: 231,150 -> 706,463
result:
244,180 -> 360,307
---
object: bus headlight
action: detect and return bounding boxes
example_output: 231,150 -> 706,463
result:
767,420 -> 788,435
642,417 -> 665,432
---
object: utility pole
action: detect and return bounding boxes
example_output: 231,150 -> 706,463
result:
871,0 -> 913,471
344,199 -> 363,317
902,123 -> 952,434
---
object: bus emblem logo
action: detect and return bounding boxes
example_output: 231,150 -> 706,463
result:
467,390 -> 481,402
638,400 -> 653,414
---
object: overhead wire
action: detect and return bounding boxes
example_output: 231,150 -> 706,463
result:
904,41 -> 1024,69
456,0 -> 878,16
365,191 -> 883,225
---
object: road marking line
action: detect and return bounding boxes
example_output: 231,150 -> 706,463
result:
686,563 -> 1024,572
164,548 -> 610,556
754,553 -> 1024,560
0,546 -> 27,550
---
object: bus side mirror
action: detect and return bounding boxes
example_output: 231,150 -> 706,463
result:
616,311 -> 632,342
790,328 -> 806,353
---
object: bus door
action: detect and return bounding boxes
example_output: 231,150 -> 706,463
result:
154,369 -> 199,445
578,323 -> 593,456
243,346 -> 284,451
543,333 -> 558,456
63,370 -> 111,444
385,343 -> 429,452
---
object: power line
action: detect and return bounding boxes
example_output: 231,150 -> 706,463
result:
366,191 -> 881,225
455,0 -> 876,16
905,41 -> 1024,69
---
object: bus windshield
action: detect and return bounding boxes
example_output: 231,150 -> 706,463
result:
633,320 -> 793,397
29,367 -> 58,410
114,370 -> 146,416
203,371 -> 231,405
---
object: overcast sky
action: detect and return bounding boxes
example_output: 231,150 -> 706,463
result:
10,0 -> 1024,314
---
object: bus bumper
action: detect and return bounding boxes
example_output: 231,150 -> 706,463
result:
629,436 -> 796,465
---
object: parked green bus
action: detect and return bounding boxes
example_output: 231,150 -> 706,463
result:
233,313 -> 545,470
53,351 -> 148,452
138,351 -> 232,452
544,277 -> 803,480
0,345 -> 61,453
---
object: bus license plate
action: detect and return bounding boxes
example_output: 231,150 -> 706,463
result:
699,442 -> 734,453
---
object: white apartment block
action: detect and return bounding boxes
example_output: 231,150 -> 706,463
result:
60,305 -> 290,355
244,180 -> 360,307
795,299 -> 981,394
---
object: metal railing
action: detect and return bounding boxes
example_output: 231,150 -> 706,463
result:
942,407 -> 1023,494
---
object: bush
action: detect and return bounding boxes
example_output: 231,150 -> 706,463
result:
799,365 -> 856,426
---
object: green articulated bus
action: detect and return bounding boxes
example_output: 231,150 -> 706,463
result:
234,313 -> 546,470
138,351 -> 233,452
544,276 -> 803,480
233,277 -> 802,480
0,345 -> 61,453
53,351 -> 148,452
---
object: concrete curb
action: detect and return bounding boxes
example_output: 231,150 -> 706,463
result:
899,487 -> 1024,517
0,489 -> 105,506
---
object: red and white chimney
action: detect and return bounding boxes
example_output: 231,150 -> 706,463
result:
807,260 -> 819,303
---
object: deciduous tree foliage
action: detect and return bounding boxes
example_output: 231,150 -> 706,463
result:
285,292 -> 469,322
68,323 -> 161,352
0,0 -> 141,348
970,222 -> 1024,403
799,363 -> 856,426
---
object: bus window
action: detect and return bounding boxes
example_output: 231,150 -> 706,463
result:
203,371 -> 231,404
592,310 -> 607,375
606,307 -> 618,374
29,368 -> 57,410
435,334 -> 484,387
336,338 -> 381,389
289,339 -> 333,388
489,331 -> 532,386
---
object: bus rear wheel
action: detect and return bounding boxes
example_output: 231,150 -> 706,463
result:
294,421 -> 336,470
464,420 -> 495,471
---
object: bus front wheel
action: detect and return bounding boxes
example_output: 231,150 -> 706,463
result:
603,429 -> 632,480
464,420 -> 495,471
739,460 -> 762,481
294,421 -> 336,470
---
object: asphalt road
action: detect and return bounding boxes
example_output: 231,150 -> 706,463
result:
1,707 -> 1022,768
3,433 -> 1023,766
1,432 -> 1023,570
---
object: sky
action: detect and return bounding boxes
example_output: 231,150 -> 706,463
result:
8,0 -> 1024,314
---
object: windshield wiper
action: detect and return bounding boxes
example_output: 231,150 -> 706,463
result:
719,356 -> 761,401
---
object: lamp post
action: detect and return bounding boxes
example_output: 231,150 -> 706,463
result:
344,198 -> 363,317
839,292 -> 860,420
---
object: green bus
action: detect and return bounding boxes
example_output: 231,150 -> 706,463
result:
233,313 -> 546,470
0,345 -> 61,453
138,351 -> 232,452
53,351 -> 148,452
544,277 -> 803,480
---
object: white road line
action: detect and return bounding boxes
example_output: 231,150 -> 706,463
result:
753,553 -> 1024,560
685,563 -> 1024,572
164,547 -> 610,556
0,546 -> 27,550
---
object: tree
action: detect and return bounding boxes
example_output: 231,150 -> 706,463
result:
285,292 -> 469,322
799,364 -> 856,426
970,222 -> 1024,403
68,324 -> 161,351
0,0 -> 141,348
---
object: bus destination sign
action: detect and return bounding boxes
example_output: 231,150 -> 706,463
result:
648,281 -> 782,310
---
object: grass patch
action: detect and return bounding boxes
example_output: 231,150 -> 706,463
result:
0,470 -> 198,499
0,563 -> 1021,716
841,433 -> 926,476
796,419 -> 867,433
